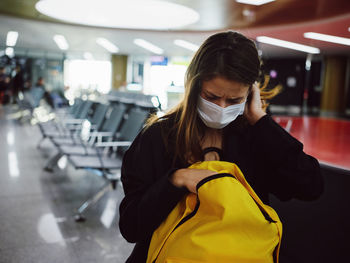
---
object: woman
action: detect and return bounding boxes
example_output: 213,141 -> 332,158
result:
119,31 -> 324,262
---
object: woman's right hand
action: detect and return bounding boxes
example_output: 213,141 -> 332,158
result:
170,168 -> 217,193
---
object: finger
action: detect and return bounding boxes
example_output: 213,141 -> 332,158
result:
243,99 -> 248,115
250,84 -> 260,102
253,82 -> 260,93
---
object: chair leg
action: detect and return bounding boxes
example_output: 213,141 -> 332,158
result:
74,181 -> 112,222
44,152 -> 63,172
105,170 -> 121,190
111,179 -> 118,189
37,136 -> 46,149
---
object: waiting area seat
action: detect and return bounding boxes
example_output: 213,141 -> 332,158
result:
27,91 -> 160,221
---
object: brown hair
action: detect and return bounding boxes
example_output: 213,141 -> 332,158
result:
146,31 -> 281,165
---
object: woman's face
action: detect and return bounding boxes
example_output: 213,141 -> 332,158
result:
200,76 -> 250,108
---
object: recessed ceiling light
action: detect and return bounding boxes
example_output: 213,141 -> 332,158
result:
256,36 -> 320,54
5,47 -> 14,57
36,0 -> 200,30
174,40 -> 199,52
83,52 -> 94,60
304,32 -> 350,46
96,38 -> 119,53
6,31 -> 18,46
53,35 -> 69,50
134,39 -> 164,55
236,0 -> 275,6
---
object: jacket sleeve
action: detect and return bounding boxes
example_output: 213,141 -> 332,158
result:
251,115 -> 324,201
119,124 -> 188,243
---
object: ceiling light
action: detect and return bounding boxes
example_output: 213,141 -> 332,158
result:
134,39 -> 164,55
6,31 -> 18,46
304,32 -> 350,46
174,40 -> 199,52
96,38 -> 119,53
5,47 -> 14,57
256,36 -> 320,54
83,52 -> 94,60
53,35 -> 69,50
36,0 -> 199,30
236,0 -> 275,6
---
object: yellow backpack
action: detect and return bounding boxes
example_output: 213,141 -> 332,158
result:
147,161 -> 283,263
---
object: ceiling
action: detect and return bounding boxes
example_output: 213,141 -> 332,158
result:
0,0 -> 350,59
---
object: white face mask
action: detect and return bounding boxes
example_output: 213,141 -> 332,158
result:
197,96 -> 246,129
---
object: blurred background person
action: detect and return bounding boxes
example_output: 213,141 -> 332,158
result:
0,66 -> 10,104
11,65 -> 25,103
34,76 -> 45,91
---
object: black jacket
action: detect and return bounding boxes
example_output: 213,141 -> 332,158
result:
119,114 -> 324,263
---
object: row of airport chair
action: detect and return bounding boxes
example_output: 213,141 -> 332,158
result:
15,87 -> 46,121
37,98 -> 94,146
108,90 -> 161,110
36,97 -> 155,221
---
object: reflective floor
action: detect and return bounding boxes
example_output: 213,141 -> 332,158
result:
0,105 -> 133,263
274,116 -> 350,171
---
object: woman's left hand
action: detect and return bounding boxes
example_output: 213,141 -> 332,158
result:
244,82 -> 267,125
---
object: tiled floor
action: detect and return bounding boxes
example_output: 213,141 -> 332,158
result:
0,105 -> 133,263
